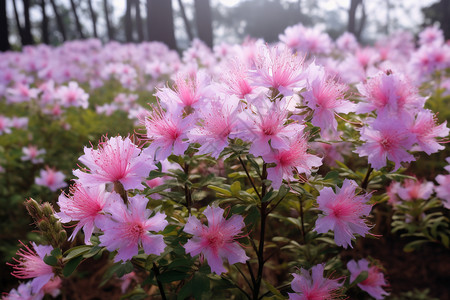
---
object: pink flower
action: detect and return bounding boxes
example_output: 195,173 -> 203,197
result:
356,71 -> 425,115
409,110 -> 449,155
187,97 -> 241,158
354,114 -> 416,170
21,146 -> 46,164
288,264 -> 343,300
97,195 -> 168,262
0,115 -> 12,135
397,178 -> 434,201
8,242 -> 56,295
145,105 -> 193,161
436,174 -> 450,209
56,184 -> 121,244
314,179 -> 372,248
74,136 -> 154,191
183,206 -> 249,274
56,81 -> 89,109
263,135 -> 322,189
239,100 -> 304,157
3,282 -> 44,300
301,64 -> 354,132
5,83 -> 39,103
35,167 -> 67,192
347,259 -> 389,299
249,45 -> 306,96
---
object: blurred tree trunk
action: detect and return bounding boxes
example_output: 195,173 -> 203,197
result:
40,0 -> 49,44
103,0 -> 114,40
0,0 -> 11,51
440,0 -> 450,39
87,0 -> 98,38
125,0 -> 133,42
134,0 -> 144,42
348,0 -> 365,41
194,0 -> 213,47
70,0 -> 85,39
146,0 -> 177,50
23,0 -> 34,45
178,0 -> 193,41
12,0 -> 25,45
49,0 -> 67,41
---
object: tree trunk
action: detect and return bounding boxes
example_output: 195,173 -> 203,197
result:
103,0 -> 114,40
0,0 -> 11,51
125,0 -> 133,42
70,0 -> 85,38
41,0 -> 49,44
440,0 -> 450,40
87,0 -> 98,38
348,0 -> 364,41
12,0 -> 26,45
49,0 -> 67,41
22,0 -> 34,45
146,0 -> 177,50
178,0 -> 193,41
194,0 -> 213,47
134,0 -> 144,42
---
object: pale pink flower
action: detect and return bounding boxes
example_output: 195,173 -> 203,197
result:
9,242 -> 56,295
397,178 -> 434,201
386,181 -> 401,205
73,136 -> 154,190
21,146 -> 46,164
239,100 -> 304,157
356,71 -> 425,115
302,64 -> 354,132
11,116 -> 28,129
183,205 -> 249,274
419,26 -> 444,46
354,114 -> 416,170
56,184 -> 121,244
314,179 -> 372,248
187,97 -> 241,158
279,24 -> 332,55
410,44 -> 450,78
0,115 -> 12,135
336,32 -> 359,52
97,195 -> 168,262
145,105 -> 193,161
436,174 -> 450,209
35,167 -> 67,192
6,83 -> 39,103
347,259 -> 389,299
288,264 -> 343,300
3,282 -> 44,300
263,135 -> 322,189
56,81 -> 89,109
249,45 -> 306,96
409,110 -> 449,155
219,60 -> 261,101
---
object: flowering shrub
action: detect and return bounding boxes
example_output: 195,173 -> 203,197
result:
1,25 -> 449,299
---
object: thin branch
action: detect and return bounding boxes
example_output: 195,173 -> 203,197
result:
238,156 -> 262,200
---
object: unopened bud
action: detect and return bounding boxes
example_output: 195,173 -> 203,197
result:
42,203 -> 54,216
38,219 -> 51,231
25,198 -> 43,220
58,231 -> 67,244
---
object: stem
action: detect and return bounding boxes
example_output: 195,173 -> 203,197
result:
246,261 -> 256,286
235,264 -> 253,291
114,181 -> 128,204
183,162 -> 192,214
299,196 -> 306,244
152,262 -> 167,300
238,156 -> 262,200
361,165 -> 373,190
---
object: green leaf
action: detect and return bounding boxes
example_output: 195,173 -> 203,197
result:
350,270 -> 368,287
261,189 -> 275,203
50,248 -> 62,258
208,185 -> 232,197
230,181 -> 241,196
157,270 -> 189,283
63,256 -> 83,277
263,280 -> 285,299
63,245 -> 92,261
44,254 -> 58,266
440,233 -> 449,248
403,239 -> 429,252
177,273 -> 209,300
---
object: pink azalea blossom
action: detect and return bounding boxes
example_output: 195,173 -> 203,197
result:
56,81 -> 89,109
239,100 -> 304,157
145,105 -> 193,161
302,64 -> 354,132
249,45 -> 306,96
436,164 -> 450,209
314,179 -> 372,248
21,146 -> 46,164
397,178 -> 434,201
11,116 -> 28,129
73,136 -> 154,190
6,83 -> 39,103
9,242 -> 57,295
187,97 -> 241,158
347,259 -> 389,299
288,264 -> 343,300
0,115 -> 12,135
183,205 -> 249,274
336,32 -> 359,52
3,282 -> 44,300
97,194 -> 168,262
418,26 -> 444,46
409,110 -> 449,155
56,184 -> 121,244
356,71 -> 425,115
35,167 -> 67,192
263,135 -> 322,189
354,114 -> 416,170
